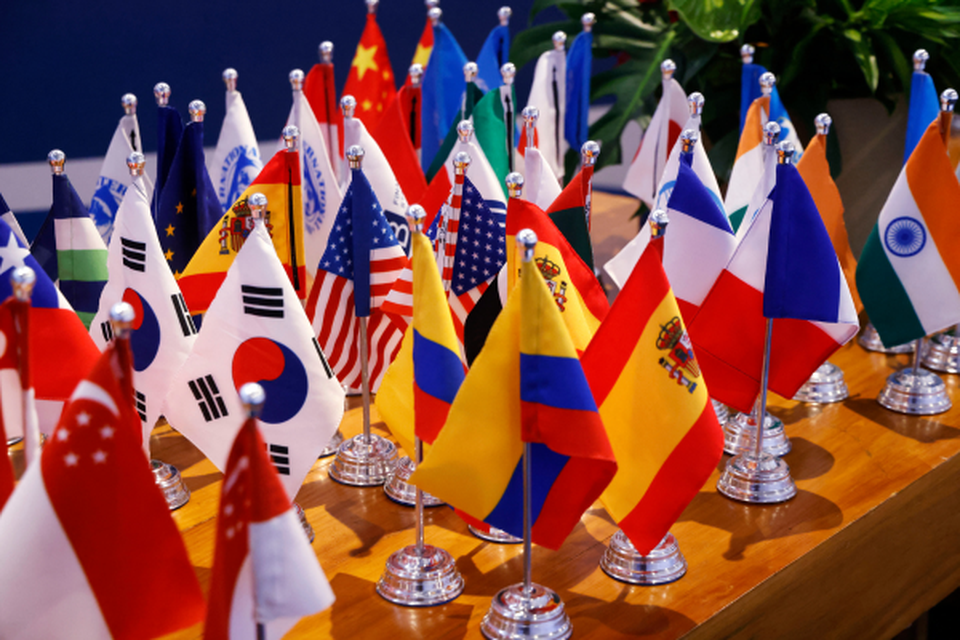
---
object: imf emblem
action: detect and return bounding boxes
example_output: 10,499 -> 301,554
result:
218,145 -> 261,212
90,176 -> 127,241
302,144 -> 328,235
383,209 -> 410,255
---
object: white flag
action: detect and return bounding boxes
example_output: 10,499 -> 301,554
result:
523,146 -> 562,211
212,87 -> 263,214
90,111 -> 153,245
526,48 -> 567,180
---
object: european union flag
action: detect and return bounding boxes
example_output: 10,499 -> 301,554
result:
154,104 -> 183,218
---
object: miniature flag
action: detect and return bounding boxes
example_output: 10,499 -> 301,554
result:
584,234 -> 723,555
475,19 -> 510,92
857,120 -> 960,347
154,102 -> 183,217
408,12 -> 434,76
605,157 -> 736,322
651,115 -> 723,215
166,222 -> 345,499
0,340 -> 206,639
0,193 -> 29,248
905,65 -> 939,164
304,59 -> 342,184
90,174 -> 197,446
545,167 -> 594,270
373,84 -> 428,206
421,21 -> 468,172
0,289 -> 42,469
525,45 -> 566,179
523,144 -> 562,212
376,229 -> 465,459
205,416 -> 334,640
90,105 -> 151,244
725,94 -> 768,232
424,79 -> 485,184
411,245 -> 616,549
0,219 -> 100,435
306,165 -> 406,393
211,80 -> 263,214
739,61 -> 804,159
31,169 -> 109,328
473,84 -> 520,190
565,26 -> 593,155
156,119 -> 223,277
178,147 -> 307,315
623,74 -> 688,209
739,57 -> 766,132
689,161 -> 859,412
343,10 -> 396,131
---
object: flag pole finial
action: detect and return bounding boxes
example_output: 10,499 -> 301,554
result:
776,141 -> 795,165
153,82 -> 171,107
522,106 -> 539,149
581,12 -> 596,32
247,193 -> 268,222
289,69 -> 305,92
506,172 -> 524,199
409,63 -> 424,87
11,266 -> 36,303
347,145 -> 365,169
815,113 -> 832,136
121,93 -> 137,116
680,129 -> 698,154
282,125 -> 300,152
406,204 -> 426,234
188,100 -> 206,123
740,44 -> 755,64
581,140 -> 600,167
341,95 -> 357,119
127,152 -> 146,177
425,0 -> 439,8
763,121 -> 781,147
759,72 -> 776,96
456,120 -> 474,143
366,0 -> 379,15
500,63 -> 516,86
913,49 -> 930,72
319,41 -> 334,64
649,209 -> 669,239
941,89 -> 958,113
109,302 -> 136,340
688,92 -> 704,117
239,382 -> 265,419
222,68 -> 238,92
661,59 -> 676,81
48,149 -> 65,175
552,31 -> 567,51
463,62 -> 478,83
429,6 -> 442,26
517,229 -> 537,262
453,151 -> 471,176
498,6 -> 512,26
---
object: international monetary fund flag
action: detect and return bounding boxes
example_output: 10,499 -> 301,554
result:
205,415 -> 334,640
211,77 -> 263,214
166,221 -> 345,499
857,120 -> 960,347
90,173 -> 197,445
0,339 -> 206,639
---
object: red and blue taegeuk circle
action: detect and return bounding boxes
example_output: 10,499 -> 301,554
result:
122,288 -> 160,372
231,337 -> 308,424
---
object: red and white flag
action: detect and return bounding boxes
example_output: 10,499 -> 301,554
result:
0,340 -> 205,639
304,59 -> 342,184
0,294 -> 41,469
205,415 -> 334,640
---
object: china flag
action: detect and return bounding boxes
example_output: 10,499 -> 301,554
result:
343,12 -> 397,131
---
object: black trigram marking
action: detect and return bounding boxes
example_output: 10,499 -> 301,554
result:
100,319 -> 114,343
241,285 -> 284,318
121,237 -> 147,272
171,293 -> 197,337
312,337 -> 334,379
268,443 -> 290,475
188,375 -> 228,422
134,389 -> 147,423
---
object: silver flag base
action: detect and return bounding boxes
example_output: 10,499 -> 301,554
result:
328,433 -> 398,486
294,502 -> 315,543
877,367 -> 952,415
921,332 -> 960,374
793,361 -> 849,403
480,582 -> 572,640
151,459 -> 190,510
717,452 -> 797,504
383,456 -> 444,507
600,530 -> 687,585
723,411 -> 791,457
859,323 -> 915,353
469,525 -> 522,544
376,543 -> 465,607
318,429 -> 345,458
6,436 -> 22,446
711,399 -> 730,424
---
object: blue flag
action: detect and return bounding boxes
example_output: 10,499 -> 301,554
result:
740,62 -> 766,132
421,23 -> 468,172
156,121 -> 221,277
564,29 -> 592,153
476,24 -> 510,92
154,105 -> 183,217
905,70 -> 939,164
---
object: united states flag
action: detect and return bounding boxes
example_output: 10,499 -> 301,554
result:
306,169 -> 406,392
383,176 -> 506,342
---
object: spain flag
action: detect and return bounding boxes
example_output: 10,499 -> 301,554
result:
343,11 -> 396,131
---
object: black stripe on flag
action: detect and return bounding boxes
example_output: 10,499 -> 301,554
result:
268,443 -> 291,475
121,237 -> 147,272
171,293 -> 197,337
100,320 -> 114,344
134,389 -> 147,423
188,375 -> 228,422
312,337 -> 334,379
241,284 -> 284,318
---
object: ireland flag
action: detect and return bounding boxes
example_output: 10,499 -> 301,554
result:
857,120 -> 960,347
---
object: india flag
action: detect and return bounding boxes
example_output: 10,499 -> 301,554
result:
724,95 -> 767,232
856,120 -> 960,347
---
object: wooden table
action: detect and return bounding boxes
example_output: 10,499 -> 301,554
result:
153,335 -> 960,640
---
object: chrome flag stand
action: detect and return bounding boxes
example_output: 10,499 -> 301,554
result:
921,327 -> 960,374
859,322 -> 915,354
722,410 -> 790,458
793,361 -> 849,403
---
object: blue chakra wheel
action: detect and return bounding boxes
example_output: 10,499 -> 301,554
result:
884,217 -> 926,257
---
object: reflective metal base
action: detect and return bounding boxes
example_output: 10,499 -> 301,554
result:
600,530 -> 686,585
469,525 -> 523,544
717,452 -> 797,503
376,544 -> 465,607
6,436 -> 22,446
793,361 -> 849,403
294,502 -> 315,543
151,459 -> 190,510
711,399 -> 730,424
877,367 -> 952,415
383,456 -> 444,507
723,411 -> 791,457
922,332 -> 960,374
480,583 -> 572,640
328,433 -> 398,486
318,429 -> 345,458
859,323 -> 915,353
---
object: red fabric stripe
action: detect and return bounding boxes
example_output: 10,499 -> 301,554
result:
30,307 -> 99,400
417,171 -> 452,231
532,454 -> 617,550
522,403 -> 615,460
617,406 -> 724,555
413,382 -> 450,444
179,271 -> 227,315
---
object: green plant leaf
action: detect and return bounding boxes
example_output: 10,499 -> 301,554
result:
668,0 -> 762,42
843,28 -> 880,91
